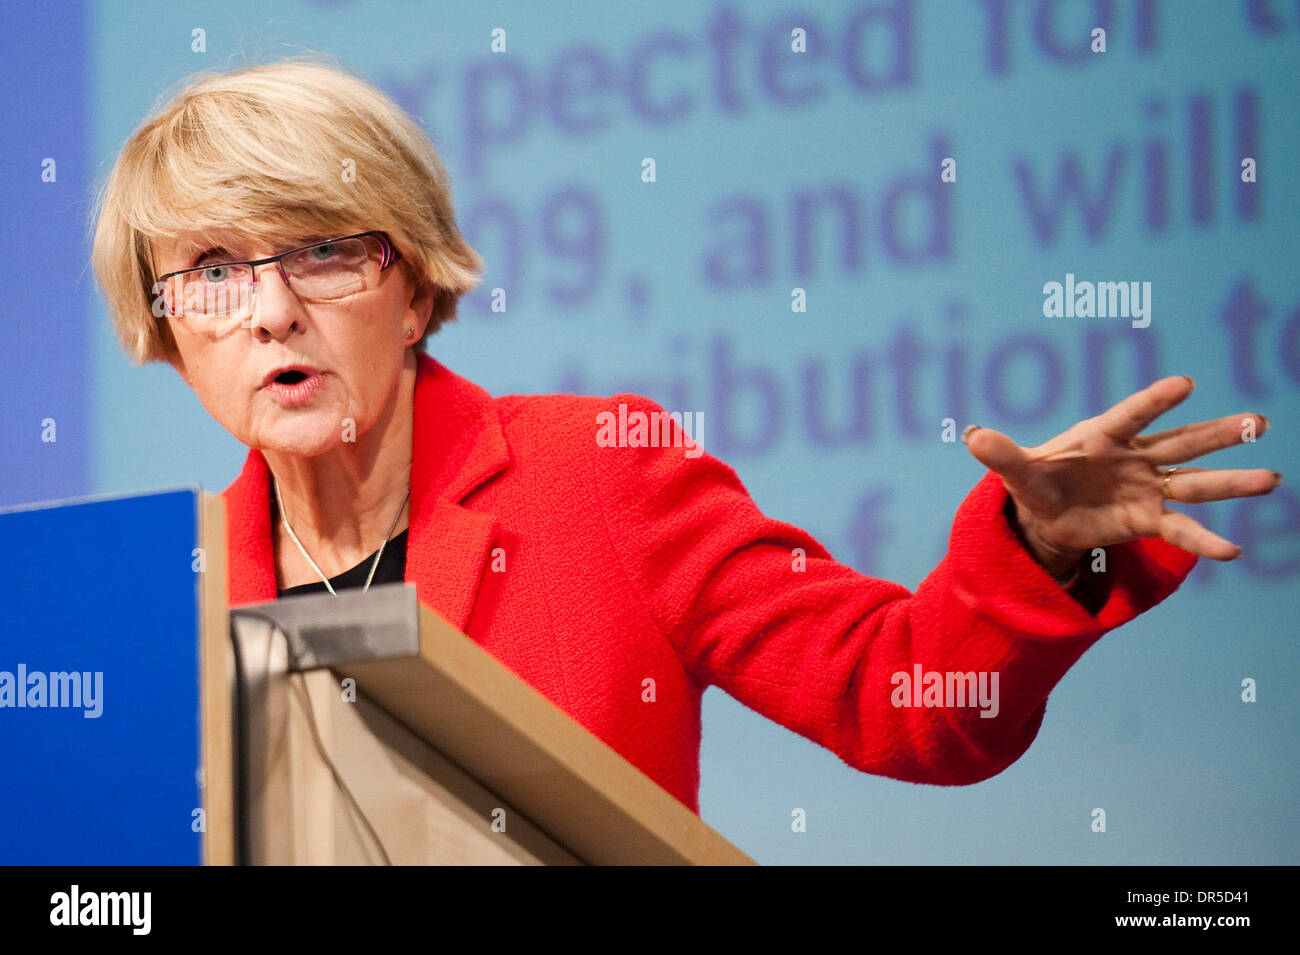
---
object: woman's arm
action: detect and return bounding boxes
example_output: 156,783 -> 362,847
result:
590,384 -> 1268,786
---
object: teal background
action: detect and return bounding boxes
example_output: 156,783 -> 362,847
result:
75,0 -> 1300,863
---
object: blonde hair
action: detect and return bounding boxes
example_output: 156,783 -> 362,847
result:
90,54 -> 484,365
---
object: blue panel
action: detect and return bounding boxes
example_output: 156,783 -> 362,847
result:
0,488 -> 203,864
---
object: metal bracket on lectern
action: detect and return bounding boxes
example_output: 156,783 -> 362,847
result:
230,581 -> 420,671
226,582 -> 420,864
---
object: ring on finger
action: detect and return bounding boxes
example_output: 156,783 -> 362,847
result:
1160,466 -> 1181,500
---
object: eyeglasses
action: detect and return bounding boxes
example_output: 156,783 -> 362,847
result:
154,231 -> 401,321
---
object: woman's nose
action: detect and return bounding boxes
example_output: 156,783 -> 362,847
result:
248,264 -> 307,338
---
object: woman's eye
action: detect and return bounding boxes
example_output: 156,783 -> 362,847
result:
310,243 -> 338,260
201,265 -> 229,282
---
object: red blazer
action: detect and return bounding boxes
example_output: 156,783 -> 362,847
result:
224,353 -> 1197,814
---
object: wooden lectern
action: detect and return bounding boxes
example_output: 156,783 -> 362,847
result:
199,495 -> 754,866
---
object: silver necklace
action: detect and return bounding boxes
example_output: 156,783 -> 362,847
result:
274,480 -> 410,595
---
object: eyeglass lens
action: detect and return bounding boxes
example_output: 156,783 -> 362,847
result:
164,235 -> 385,319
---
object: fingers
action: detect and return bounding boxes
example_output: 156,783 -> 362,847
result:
1093,375 -> 1196,442
1162,467 -> 1282,503
1138,412 -> 1270,464
963,425 -> 1030,483
1158,510 -> 1242,561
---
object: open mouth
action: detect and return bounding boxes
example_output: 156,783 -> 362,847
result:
262,366 -> 324,404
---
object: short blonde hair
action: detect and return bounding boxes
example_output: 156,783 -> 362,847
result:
90,54 -> 484,365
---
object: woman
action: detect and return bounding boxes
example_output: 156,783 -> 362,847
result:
91,58 -> 1280,816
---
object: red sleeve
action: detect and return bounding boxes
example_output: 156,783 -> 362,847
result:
593,395 -> 1198,786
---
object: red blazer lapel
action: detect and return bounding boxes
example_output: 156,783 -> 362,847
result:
405,354 -> 510,631
223,353 -> 510,632
224,448 -> 276,606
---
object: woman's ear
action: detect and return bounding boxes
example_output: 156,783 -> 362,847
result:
405,267 -> 437,339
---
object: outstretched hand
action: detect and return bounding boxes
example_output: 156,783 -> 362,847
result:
962,376 -> 1281,579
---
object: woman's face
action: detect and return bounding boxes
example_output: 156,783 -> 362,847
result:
153,231 -> 433,457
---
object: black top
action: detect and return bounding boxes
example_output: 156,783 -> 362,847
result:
277,528 -> 409,597
271,479 -> 410,597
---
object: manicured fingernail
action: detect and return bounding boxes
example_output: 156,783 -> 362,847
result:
1183,375 -> 1196,388
1273,471 -> 1283,485
1232,546 -> 1243,560
1259,413 -> 1270,430
962,424 -> 982,444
